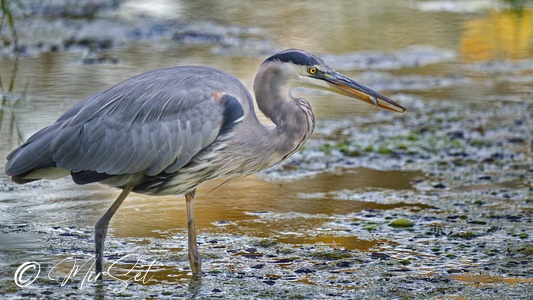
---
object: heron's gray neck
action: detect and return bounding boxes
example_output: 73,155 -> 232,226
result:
253,64 -> 315,159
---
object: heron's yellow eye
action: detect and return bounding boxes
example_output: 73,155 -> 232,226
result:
308,67 -> 317,74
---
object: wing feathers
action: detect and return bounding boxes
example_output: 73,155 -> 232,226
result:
6,67 -> 247,186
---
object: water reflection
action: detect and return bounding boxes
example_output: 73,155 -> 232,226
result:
0,57 -> 23,151
0,168 -> 420,253
59,169 -> 420,239
0,2 -> 531,297
461,8 -> 533,61
275,235 -> 384,251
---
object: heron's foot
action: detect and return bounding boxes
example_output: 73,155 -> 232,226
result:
94,222 -> 107,280
93,185 -> 135,281
188,246 -> 202,277
187,226 -> 202,277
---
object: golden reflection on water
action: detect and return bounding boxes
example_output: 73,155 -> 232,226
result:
460,8 -> 533,61
109,168 -> 420,239
275,235 -> 383,251
449,273 -> 533,285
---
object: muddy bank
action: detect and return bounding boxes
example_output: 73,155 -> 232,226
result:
1,1 -> 273,61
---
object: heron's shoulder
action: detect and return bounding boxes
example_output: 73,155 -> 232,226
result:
140,66 -> 237,80
209,93 -> 244,136
134,66 -> 246,93
57,65 -> 250,124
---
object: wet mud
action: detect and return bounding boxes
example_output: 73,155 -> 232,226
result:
1,0 -> 532,299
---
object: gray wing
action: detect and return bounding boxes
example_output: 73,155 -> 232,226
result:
6,67 -> 245,180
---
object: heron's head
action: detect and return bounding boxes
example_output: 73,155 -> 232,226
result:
258,49 -> 405,113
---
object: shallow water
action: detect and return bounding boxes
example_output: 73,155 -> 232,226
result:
1,0 -> 532,299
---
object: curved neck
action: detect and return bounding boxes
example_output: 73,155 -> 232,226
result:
252,63 -> 315,157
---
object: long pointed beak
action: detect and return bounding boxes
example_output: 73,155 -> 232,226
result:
325,71 -> 405,113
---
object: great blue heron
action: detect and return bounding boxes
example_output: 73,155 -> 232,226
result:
5,49 -> 405,278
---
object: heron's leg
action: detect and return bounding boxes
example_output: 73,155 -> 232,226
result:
185,189 -> 202,276
94,184 -> 134,280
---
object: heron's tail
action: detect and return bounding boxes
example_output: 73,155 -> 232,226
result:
5,123 -> 68,184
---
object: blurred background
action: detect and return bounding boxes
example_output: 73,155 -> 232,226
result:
0,0 -> 532,297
